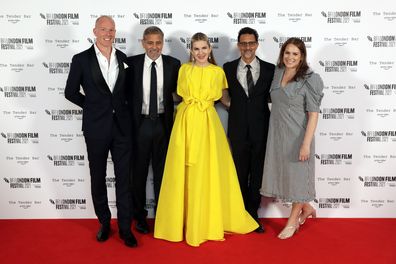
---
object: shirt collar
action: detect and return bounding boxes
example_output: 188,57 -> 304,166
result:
239,57 -> 259,69
94,43 -> 116,58
144,54 -> 163,67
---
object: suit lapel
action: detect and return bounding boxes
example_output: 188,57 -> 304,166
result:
162,55 -> 169,102
89,45 -> 111,95
135,55 -> 145,107
235,59 -> 248,98
112,49 -> 125,95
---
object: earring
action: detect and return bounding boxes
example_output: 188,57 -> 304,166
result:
209,56 -> 211,60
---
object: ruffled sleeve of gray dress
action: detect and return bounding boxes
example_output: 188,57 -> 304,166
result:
303,72 -> 324,112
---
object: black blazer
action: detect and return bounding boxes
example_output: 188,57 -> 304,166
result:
125,54 -> 180,139
65,45 -> 131,139
224,57 -> 275,142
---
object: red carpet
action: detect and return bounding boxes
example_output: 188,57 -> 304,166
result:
1,218 -> 395,264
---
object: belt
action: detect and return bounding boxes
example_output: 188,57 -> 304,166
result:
141,113 -> 164,120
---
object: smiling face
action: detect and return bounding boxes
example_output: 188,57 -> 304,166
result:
282,43 -> 302,70
93,16 -> 116,49
142,33 -> 163,61
191,40 -> 211,66
238,33 -> 258,64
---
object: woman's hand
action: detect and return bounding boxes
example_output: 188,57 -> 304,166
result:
299,144 -> 310,161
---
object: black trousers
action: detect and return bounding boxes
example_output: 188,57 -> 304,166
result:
133,115 -> 167,221
230,139 -> 266,220
85,121 -> 132,232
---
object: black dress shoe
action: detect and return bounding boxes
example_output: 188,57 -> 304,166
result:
255,224 -> 265,233
96,225 -> 111,242
254,220 -> 265,233
119,231 -> 138,248
135,220 -> 149,234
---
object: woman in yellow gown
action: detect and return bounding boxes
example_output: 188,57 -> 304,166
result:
154,32 -> 258,247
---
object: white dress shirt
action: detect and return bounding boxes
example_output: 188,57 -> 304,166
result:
94,44 -> 119,93
142,54 -> 164,114
237,57 -> 260,96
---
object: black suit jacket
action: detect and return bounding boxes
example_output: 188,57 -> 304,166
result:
224,57 -> 275,142
125,54 -> 180,139
65,45 -> 131,139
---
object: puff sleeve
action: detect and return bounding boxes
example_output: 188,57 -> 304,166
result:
304,72 -> 324,112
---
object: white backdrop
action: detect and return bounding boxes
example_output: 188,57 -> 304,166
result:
1,0 -> 395,219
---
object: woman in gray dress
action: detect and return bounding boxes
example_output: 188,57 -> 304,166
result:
260,38 -> 324,239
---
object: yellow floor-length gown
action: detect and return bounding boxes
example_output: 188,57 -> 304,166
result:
154,62 -> 258,247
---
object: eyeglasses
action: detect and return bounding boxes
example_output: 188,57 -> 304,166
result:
238,41 -> 257,47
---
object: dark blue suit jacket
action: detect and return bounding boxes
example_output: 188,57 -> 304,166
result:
125,54 -> 180,139
65,45 -> 131,139
224,57 -> 275,142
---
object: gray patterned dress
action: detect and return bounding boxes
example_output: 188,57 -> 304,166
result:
260,67 -> 324,202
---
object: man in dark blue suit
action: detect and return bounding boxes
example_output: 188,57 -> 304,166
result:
126,26 -> 180,234
223,27 -> 275,233
65,15 -> 136,247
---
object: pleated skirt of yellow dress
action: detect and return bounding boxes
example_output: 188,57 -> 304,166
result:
154,101 -> 258,247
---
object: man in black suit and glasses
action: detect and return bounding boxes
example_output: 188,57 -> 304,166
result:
223,27 -> 275,233
126,26 -> 180,234
65,15 -> 136,247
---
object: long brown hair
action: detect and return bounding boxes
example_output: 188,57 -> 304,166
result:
277,37 -> 309,81
189,32 -> 217,65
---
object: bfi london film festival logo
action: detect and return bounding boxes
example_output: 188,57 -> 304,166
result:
87,37 -> 127,51
132,12 -> 173,25
40,13 -> 79,25
106,177 -> 115,188
49,198 -> 86,210
1,132 -> 39,144
0,14 -> 32,24
45,109 -> 82,121
363,154 -> 396,164
361,130 -> 396,142
180,36 -> 220,50
0,86 -> 36,98
2,110 -> 37,120
314,197 -> 351,209
227,12 -> 266,24
372,11 -> 396,22
5,155 -> 39,166
359,175 -> 396,187
42,62 -> 70,74
276,12 -> 313,23
272,36 -> 312,48
321,107 -> 355,120
321,11 -> 361,23
319,60 -> 358,72
183,13 -> 219,24
367,35 -> 396,47
315,153 -> 353,165
0,38 -> 33,50
47,154 -> 85,167
323,36 -> 359,47
318,131 -> 353,142
3,177 -> 41,189
364,83 -> 396,95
